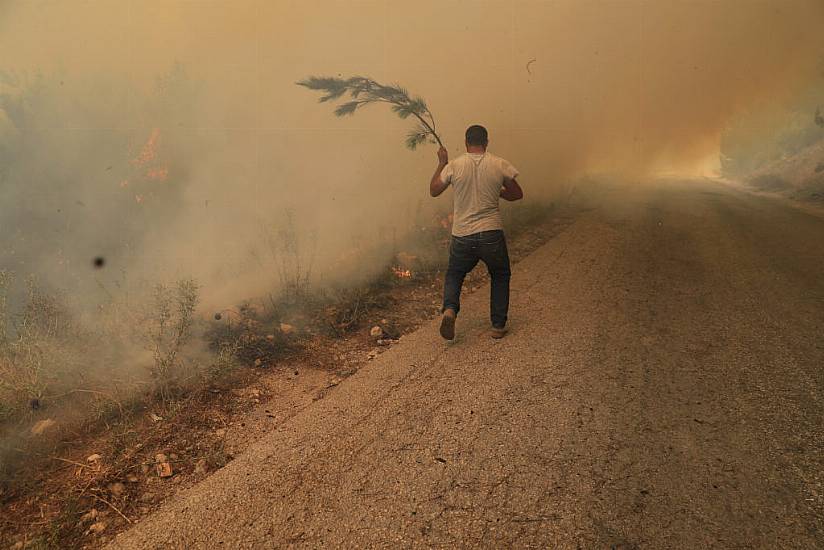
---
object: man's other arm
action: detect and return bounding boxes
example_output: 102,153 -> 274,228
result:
500,177 -> 523,201
430,147 -> 450,197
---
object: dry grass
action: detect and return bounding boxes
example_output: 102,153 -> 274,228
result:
0,274 -> 78,422
263,210 -> 317,302
0,274 -> 209,468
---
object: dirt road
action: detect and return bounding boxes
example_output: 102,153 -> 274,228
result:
110,179 -> 824,549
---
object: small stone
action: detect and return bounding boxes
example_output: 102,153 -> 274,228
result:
87,521 -> 107,535
126,474 -> 139,483
30,418 -> 57,436
79,509 -> 98,524
86,454 -> 102,463
107,482 -> 125,497
254,358 -> 262,367
370,326 -> 383,338
155,462 -> 173,478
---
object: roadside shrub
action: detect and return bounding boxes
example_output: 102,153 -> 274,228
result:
263,210 -> 317,303
143,279 -> 199,404
0,274 -> 202,427
0,276 -> 82,422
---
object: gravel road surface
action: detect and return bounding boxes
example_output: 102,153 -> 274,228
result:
110,179 -> 824,549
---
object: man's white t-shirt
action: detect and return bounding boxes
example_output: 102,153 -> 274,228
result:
440,152 -> 520,237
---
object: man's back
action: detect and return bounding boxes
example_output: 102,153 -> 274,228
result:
441,152 -> 519,237
429,124 -> 523,340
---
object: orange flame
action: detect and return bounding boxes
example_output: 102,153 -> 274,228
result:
146,167 -> 169,181
132,128 -> 160,166
439,213 -> 454,230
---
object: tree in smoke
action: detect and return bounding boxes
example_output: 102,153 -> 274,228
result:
297,76 -> 444,150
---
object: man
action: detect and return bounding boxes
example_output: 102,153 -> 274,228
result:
430,124 -> 523,340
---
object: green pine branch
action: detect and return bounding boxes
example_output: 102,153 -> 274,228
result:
297,75 -> 444,150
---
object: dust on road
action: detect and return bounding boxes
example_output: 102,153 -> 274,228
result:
110,179 -> 824,549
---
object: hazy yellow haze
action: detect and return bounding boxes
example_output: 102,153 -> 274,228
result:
1,0 -> 822,306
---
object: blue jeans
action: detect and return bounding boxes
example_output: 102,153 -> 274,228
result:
442,230 -> 511,328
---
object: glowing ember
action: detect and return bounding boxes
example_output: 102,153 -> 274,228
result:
439,213 -> 454,230
391,266 -> 412,279
132,128 -> 160,166
146,167 -> 169,181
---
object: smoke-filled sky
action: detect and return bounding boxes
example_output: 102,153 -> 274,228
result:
1,0 -> 822,308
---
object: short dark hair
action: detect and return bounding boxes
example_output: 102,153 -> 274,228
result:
465,125 -> 488,147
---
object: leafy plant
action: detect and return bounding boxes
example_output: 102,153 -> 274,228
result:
297,75 -> 445,150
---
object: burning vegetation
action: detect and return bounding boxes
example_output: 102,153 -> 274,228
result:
0,186 -> 563,547
391,266 -> 413,279
1,0 -> 823,545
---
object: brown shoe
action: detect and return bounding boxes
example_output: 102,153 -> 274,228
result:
490,326 -> 507,339
439,309 -> 456,340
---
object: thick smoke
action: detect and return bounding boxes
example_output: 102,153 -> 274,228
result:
0,0 -> 822,308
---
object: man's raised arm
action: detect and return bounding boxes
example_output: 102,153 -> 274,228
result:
430,146 -> 450,197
